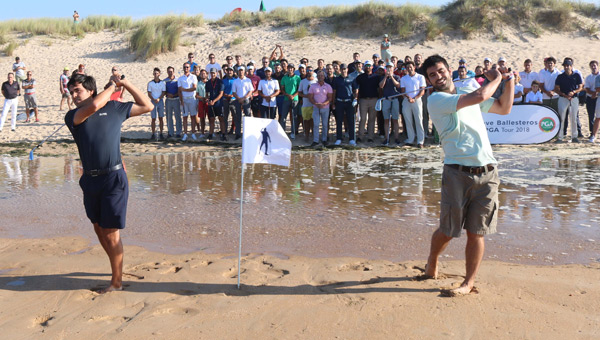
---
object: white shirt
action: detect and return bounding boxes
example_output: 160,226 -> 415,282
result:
205,63 -> 222,79
232,77 -> 254,98
177,74 -> 198,99
400,73 -> 426,99
514,84 -> 524,103
147,79 -> 166,99
12,62 -> 25,78
454,77 -> 480,89
299,78 -> 317,107
258,78 -> 280,107
538,68 -> 561,100
519,71 -> 538,89
585,72 -> 599,97
525,90 -> 543,103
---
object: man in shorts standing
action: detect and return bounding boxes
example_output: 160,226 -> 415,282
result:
147,67 -> 166,140
299,69 -> 317,142
65,72 -> 153,293
178,62 -> 198,141
418,54 -> 514,296
22,71 -> 39,122
60,67 -> 73,111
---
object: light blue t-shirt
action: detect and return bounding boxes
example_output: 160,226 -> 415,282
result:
428,86 -> 497,166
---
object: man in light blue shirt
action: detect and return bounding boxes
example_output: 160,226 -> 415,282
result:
417,54 -> 514,297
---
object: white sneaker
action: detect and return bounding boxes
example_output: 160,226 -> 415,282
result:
191,133 -> 197,140
590,136 -> 596,143
181,134 -> 188,141
335,139 -> 342,145
349,140 -> 356,146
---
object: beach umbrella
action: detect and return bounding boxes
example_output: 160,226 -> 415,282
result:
230,8 -> 242,16
259,0 -> 266,12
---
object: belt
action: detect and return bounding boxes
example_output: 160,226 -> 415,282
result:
166,97 -> 179,100
446,163 -> 495,175
84,164 -> 122,177
336,98 -> 352,102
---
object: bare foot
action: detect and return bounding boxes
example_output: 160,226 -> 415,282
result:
95,285 -> 123,294
412,265 -> 440,281
440,285 -> 478,297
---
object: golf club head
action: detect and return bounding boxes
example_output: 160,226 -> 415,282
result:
29,150 -> 34,161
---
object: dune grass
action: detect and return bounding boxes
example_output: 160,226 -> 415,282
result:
4,41 -> 18,56
291,25 -> 309,40
128,15 -> 203,60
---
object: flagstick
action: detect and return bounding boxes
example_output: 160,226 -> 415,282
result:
237,163 -> 245,289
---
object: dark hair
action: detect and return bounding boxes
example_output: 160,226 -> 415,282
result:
546,57 -> 557,64
153,67 -> 161,73
67,73 -> 97,97
404,61 -> 415,68
280,58 -> 288,64
531,80 -> 540,86
590,60 -> 599,66
422,54 -> 450,81
167,66 -> 174,72
524,59 -> 532,64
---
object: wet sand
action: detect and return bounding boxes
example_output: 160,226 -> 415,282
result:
2,148 -> 599,266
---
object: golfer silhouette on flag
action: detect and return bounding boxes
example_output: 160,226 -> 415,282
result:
260,128 -> 271,155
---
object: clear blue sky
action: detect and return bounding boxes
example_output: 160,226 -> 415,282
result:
0,0 -> 452,21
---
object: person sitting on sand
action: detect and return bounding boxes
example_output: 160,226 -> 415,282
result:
525,80 -> 543,104
65,72 -> 153,294
417,54 -> 514,297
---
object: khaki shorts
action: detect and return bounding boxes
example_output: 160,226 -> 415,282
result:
302,106 -> 313,120
440,164 -> 499,238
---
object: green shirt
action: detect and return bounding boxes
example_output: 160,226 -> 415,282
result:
281,74 -> 301,102
427,86 -> 497,166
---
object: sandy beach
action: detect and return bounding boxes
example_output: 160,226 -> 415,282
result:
1,21 -> 600,339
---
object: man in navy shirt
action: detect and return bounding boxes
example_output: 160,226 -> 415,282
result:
554,57 -> 584,143
65,73 -> 152,293
164,66 -> 181,138
205,68 -> 225,140
355,60 -> 380,142
332,63 -> 357,146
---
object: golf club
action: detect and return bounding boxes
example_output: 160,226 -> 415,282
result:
29,124 -> 65,160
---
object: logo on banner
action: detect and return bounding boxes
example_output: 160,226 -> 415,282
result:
539,117 -> 556,132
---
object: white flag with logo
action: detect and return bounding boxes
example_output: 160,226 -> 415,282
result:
242,117 -> 291,167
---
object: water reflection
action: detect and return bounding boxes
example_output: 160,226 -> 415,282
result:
0,150 -> 598,265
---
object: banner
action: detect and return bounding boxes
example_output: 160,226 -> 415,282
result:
242,117 -> 291,167
484,104 -> 560,144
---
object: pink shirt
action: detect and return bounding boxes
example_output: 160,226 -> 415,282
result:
308,82 -> 333,108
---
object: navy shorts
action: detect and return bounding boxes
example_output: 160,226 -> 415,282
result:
79,168 -> 129,229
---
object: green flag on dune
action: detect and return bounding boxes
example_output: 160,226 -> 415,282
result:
260,0 -> 266,12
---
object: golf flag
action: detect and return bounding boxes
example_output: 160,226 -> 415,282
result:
242,116 -> 291,167
259,0 -> 266,12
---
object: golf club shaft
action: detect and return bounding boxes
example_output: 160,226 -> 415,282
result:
382,75 -> 484,101
31,123 -> 65,153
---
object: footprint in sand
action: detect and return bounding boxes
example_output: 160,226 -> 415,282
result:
338,262 -> 373,272
33,314 -> 54,328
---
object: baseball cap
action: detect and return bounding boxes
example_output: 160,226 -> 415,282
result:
237,65 -> 246,71
562,58 -> 573,66
265,67 -> 272,72
210,67 -> 217,73
373,54 -> 380,58
288,63 -> 296,69
364,60 -> 373,66
299,64 -> 306,69
459,58 -> 467,63
340,63 -> 348,69
484,57 -> 491,62
63,67 -> 69,71
383,34 -> 388,38
498,57 -> 506,62
247,65 -> 255,70
385,62 -> 394,68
